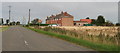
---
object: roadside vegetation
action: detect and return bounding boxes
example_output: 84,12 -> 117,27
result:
26,26 -> 119,52
0,26 -> 9,32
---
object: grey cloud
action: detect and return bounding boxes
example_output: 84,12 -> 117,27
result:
0,3 -> 2,18
2,2 -> 118,24
1,0 -> 119,2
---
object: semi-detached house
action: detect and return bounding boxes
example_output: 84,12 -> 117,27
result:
46,11 -> 74,26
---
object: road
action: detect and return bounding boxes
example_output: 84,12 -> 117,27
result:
0,28 -> 2,52
3,26 -> 94,51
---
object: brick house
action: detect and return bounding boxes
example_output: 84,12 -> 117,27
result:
80,19 -> 92,24
74,19 -> 92,26
74,21 -> 88,26
46,11 -> 74,26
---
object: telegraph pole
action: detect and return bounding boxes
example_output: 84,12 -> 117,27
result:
8,5 -> 11,24
28,9 -> 31,25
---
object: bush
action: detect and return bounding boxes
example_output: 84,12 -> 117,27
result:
40,24 -> 49,26
116,23 -> 120,26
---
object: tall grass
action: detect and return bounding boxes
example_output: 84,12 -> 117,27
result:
0,27 -> 9,32
40,27 -> 119,45
26,27 -> 119,52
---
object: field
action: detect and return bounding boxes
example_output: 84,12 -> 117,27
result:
0,26 -> 9,32
33,26 -> 119,45
27,26 -> 120,52
38,26 -> 119,36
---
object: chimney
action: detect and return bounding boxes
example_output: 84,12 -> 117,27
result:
64,12 -> 68,14
64,12 -> 68,15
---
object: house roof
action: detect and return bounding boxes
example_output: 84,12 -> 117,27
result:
46,11 -> 73,20
80,19 -> 92,23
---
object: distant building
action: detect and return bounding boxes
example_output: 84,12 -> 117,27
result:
74,19 -> 93,26
46,11 -> 74,26
74,21 -> 88,26
80,19 -> 92,24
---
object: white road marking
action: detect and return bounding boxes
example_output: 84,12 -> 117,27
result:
24,41 -> 29,45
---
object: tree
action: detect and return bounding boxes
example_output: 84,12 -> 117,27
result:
6,19 -> 9,25
12,21 -> 16,25
16,21 -> 20,25
86,17 -> 90,19
116,23 -> 120,26
91,19 -> 96,24
0,18 -> 4,25
9,22 -> 12,25
103,20 -> 114,26
10,21 -> 16,25
96,15 -> 105,26
31,18 -> 39,25
1,18 -> 4,24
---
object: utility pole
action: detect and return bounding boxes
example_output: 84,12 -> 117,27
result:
8,5 -> 11,24
28,9 -> 31,25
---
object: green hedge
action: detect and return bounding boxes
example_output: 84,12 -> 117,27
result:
40,24 -> 49,26
28,24 -> 49,26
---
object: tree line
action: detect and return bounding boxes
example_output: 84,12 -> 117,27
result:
1,15 -> 120,26
87,15 -> 120,26
5,19 -> 20,25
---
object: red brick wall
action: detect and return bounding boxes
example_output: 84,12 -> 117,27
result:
46,19 -> 62,25
80,19 -> 92,24
46,18 -> 73,26
61,18 -> 73,26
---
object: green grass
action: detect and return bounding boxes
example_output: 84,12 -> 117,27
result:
0,27 -> 9,32
26,27 -> 119,52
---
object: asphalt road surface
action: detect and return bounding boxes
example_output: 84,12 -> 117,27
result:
3,26 -> 94,51
0,28 -> 2,52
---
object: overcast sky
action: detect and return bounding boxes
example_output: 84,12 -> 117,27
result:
1,0 -> 119,2
1,2 -> 118,24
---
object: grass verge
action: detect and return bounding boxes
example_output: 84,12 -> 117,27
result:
0,27 -> 9,32
26,27 -> 119,52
